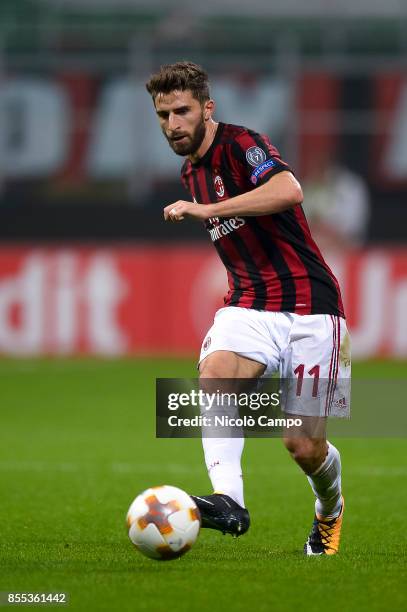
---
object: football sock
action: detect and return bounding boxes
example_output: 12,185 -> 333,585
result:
202,436 -> 245,508
306,441 -> 342,519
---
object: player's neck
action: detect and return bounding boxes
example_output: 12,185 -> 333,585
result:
188,120 -> 219,164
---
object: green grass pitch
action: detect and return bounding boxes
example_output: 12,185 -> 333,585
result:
0,358 -> 406,611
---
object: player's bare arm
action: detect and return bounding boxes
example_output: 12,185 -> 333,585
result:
164,171 -> 303,222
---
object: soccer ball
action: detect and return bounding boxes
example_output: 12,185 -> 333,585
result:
126,485 -> 201,560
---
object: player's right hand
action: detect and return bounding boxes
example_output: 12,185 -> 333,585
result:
163,200 -> 211,222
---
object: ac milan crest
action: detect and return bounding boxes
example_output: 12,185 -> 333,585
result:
214,175 -> 225,197
203,336 -> 211,351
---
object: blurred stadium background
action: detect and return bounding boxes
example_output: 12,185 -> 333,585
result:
0,0 -> 406,360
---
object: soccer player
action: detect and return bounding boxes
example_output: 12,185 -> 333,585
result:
146,62 -> 351,555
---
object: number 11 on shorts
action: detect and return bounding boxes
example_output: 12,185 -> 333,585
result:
293,364 -> 320,397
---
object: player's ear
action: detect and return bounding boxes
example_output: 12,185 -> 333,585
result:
203,99 -> 215,121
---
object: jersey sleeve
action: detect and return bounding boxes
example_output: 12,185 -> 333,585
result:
232,131 -> 293,187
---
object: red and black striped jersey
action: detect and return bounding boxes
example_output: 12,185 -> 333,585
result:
181,122 -> 344,317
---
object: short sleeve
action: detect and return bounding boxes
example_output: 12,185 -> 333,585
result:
232,131 -> 293,187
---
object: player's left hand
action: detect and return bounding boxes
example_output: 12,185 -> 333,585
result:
163,201 -> 210,222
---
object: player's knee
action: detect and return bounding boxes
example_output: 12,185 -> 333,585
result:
200,351 -> 265,379
199,352 -> 240,378
283,437 -> 327,472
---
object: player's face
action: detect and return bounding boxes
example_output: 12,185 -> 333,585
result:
154,90 -> 207,156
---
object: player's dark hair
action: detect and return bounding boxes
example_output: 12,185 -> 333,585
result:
146,61 -> 210,105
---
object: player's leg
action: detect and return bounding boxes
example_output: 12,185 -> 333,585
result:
191,307 -> 279,537
282,427 -> 344,555
280,314 -> 350,554
192,350 -> 265,536
199,349 -> 265,506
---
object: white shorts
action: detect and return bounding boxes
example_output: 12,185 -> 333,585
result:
199,307 -> 351,417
